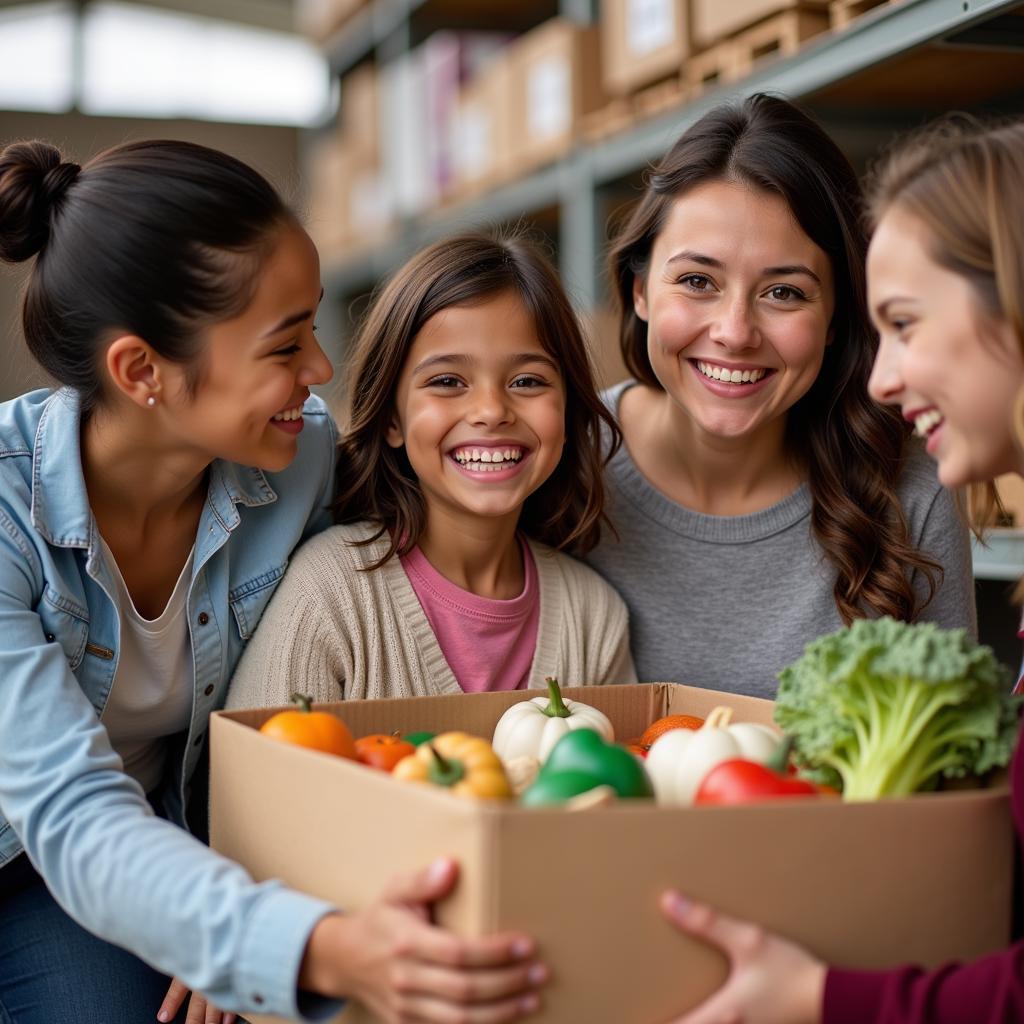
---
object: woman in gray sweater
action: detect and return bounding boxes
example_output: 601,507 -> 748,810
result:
585,94 -> 974,697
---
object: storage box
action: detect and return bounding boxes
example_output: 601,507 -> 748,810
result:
305,137 -> 352,262
210,683 -> 1014,1023
420,32 -> 511,201
690,0 -> 831,49
338,64 -> 379,164
601,0 -> 691,96
452,54 -> 515,199
509,19 -> 607,173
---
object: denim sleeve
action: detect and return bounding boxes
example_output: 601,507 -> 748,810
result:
0,512 -> 339,1020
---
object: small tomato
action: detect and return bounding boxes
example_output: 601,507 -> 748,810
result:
355,733 -> 416,772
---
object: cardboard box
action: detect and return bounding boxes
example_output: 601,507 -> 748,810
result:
210,683 -> 1014,1024
338,64 -> 379,164
452,54 -> 515,199
690,0 -> 831,49
601,0 -> 691,96
509,19 -> 607,173
421,32 -> 511,201
305,137 -> 352,262
380,52 -> 436,218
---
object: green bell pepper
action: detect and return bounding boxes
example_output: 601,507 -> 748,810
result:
403,731 -> 436,747
521,728 -> 654,807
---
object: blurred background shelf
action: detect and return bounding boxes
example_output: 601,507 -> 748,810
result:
973,531 -> 1024,582
309,0 -> 1024,367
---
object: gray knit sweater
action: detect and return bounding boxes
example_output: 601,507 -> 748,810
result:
226,521 -> 637,710
583,381 -> 977,699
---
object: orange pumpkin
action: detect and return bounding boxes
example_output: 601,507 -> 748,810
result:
639,714 -> 705,750
355,733 -> 416,772
258,693 -> 356,759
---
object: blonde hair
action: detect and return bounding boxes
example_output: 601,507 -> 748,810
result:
865,116 -> 1024,534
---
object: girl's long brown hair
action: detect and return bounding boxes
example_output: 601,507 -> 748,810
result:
865,115 -> 1024,539
334,232 -> 621,567
608,93 -> 940,624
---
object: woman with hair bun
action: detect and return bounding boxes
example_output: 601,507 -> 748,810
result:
0,140 -> 545,1023
657,115 -> 1024,1024
588,94 -> 975,697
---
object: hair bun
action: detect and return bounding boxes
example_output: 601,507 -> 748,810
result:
0,140 -> 79,263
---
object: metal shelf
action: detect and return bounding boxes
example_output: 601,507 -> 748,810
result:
324,0 -> 425,76
973,530 -> 1024,581
321,0 -> 1024,303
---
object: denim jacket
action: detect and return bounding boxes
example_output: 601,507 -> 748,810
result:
0,388 -> 340,1019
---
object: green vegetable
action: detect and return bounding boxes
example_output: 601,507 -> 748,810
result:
774,617 -> 1020,801
521,770 -> 607,807
403,731 -> 436,747
521,728 -> 654,806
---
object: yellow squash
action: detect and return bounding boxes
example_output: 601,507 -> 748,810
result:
392,731 -> 511,800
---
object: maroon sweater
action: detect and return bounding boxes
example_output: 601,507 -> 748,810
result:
823,721 -> 1024,1023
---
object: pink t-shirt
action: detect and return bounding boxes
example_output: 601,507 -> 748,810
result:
400,540 -> 539,693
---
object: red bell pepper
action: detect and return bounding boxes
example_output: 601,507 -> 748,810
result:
694,737 -> 833,805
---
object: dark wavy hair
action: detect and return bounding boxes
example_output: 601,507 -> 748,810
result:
334,232 -> 621,566
607,93 -> 940,624
0,139 -> 291,412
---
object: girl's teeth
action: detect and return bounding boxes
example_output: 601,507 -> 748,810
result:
696,361 -> 767,384
272,405 -> 303,422
913,410 -> 944,438
452,446 -> 523,469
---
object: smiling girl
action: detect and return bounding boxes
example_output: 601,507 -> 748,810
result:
587,94 -> 975,697
0,141 -> 544,1024
227,233 -> 635,712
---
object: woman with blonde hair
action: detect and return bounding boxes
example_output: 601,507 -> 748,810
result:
658,116 -> 1024,1024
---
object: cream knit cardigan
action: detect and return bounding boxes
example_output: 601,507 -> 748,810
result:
226,521 -> 637,710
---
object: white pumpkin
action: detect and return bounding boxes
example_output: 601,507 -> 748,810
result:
492,677 -> 614,764
645,706 -> 781,806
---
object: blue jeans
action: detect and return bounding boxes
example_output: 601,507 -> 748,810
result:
0,854 -> 187,1024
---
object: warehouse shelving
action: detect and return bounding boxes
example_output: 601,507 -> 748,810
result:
319,0 -> 1024,312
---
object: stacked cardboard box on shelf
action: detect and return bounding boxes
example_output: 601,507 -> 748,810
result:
338,64 -> 391,249
452,53 -> 516,199
689,0 -> 831,50
305,63 -> 390,261
600,0 -> 834,121
305,137 -> 352,263
509,19 -> 607,174
601,0 -> 691,96
452,17 -> 608,200
380,32 -> 509,216
211,683 -> 1014,1024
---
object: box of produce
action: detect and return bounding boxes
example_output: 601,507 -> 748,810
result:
210,620 -> 1018,1024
